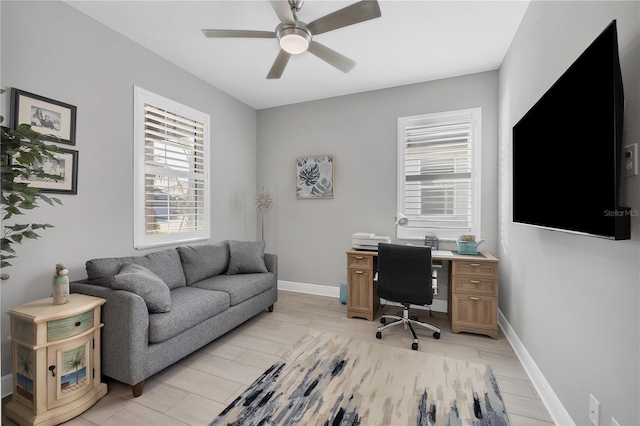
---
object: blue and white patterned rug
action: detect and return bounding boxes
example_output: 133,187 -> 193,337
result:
210,330 -> 510,425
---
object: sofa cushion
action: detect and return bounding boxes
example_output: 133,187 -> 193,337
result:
86,249 -> 186,289
226,240 -> 268,275
148,287 -> 230,344
177,242 -> 230,285
110,264 -> 171,313
191,272 -> 275,306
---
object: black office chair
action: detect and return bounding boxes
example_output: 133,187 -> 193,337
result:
375,243 -> 441,350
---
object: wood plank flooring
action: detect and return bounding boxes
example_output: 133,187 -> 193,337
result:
2,290 -> 554,425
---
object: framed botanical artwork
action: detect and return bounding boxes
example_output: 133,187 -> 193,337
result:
14,147 -> 78,194
10,88 -> 77,145
296,155 -> 334,199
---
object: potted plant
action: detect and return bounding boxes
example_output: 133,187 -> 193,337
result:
1,89 -> 64,279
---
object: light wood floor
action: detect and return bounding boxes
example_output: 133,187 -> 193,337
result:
3,290 -> 554,425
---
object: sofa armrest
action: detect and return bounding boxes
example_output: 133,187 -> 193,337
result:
264,253 -> 277,279
70,281 -> 150,386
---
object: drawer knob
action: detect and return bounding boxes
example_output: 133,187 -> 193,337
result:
469,296 -> 481,301
355,256 -> 364,259
355,271 -> 364,274
469,280 -> 481,284
469,263 -> 481,267
75,321 -> 82,327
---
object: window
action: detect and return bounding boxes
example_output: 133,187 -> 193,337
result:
134,87 -> 210,248
397,108 -> 481,240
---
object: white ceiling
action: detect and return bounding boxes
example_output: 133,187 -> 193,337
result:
65,0 -> 530,110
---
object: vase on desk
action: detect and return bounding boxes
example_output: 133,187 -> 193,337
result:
53,264 -> 70,305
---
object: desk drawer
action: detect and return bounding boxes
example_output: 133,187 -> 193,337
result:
452,260 -> 497,278
47,309 -> 94,342
347,255 -> 373,270
452,277 -> 497,297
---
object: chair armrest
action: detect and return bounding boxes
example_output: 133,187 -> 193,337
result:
70,281 -> 150,386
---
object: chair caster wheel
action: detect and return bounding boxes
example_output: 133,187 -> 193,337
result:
380,318 -> 386,324
411,343 -> 418,350
376,331 -> 382,339
433,332 -> 441,339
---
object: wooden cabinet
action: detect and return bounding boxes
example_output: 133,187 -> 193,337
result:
346,250 -> 379,320
449,254 -> 499,339
6,294 -> 108,426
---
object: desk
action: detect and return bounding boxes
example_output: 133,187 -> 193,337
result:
346,248 -> 499,339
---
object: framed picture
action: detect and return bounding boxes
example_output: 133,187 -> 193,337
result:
296,155 -> 334,199
14,147 -> 78,194
10,88 -> 77,145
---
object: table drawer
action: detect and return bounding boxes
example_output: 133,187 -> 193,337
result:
47,309 -> 94,342
347,254 -> 373,270
452,276 -> 497,296
452,260 -> 497,278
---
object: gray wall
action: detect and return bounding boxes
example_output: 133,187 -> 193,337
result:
0,1 -> 258,377
257,71 -> 499,302
498,1 -> 640,424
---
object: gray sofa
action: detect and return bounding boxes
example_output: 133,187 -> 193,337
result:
70,240 -> 277,397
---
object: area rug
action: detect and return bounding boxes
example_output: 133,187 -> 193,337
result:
210,330 -> 510,426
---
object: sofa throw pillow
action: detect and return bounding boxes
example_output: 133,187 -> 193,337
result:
110,263 -> 171,313
226,240 -> 268,275
177,242 -> 230,285
86,248 -> 186,289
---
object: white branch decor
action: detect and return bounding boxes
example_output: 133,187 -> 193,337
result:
256,187 -> 273,240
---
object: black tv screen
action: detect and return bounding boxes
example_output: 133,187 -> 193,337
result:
513,20 -> 630,240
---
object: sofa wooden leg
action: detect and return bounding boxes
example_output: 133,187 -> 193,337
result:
268,304 -> 274,312
132,381 -> 144,397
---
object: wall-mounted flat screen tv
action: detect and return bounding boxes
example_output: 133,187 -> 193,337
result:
512,20 -> 630,240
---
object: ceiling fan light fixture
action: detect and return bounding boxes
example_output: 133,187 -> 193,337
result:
276,24 -> 311,54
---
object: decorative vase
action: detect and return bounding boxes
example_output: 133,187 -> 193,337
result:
53,264 -> 70,305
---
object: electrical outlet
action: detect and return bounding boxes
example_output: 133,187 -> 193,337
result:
589,394 -> 600,426
624,143 -> 638,177
611,417 -> 621,426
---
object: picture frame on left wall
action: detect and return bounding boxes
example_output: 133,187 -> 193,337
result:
13,147 -> 78,194
10,88 -> 77,145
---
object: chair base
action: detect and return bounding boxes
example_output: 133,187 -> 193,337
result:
376,305 -> 441,350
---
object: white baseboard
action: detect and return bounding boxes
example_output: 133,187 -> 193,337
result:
278,280 -> 448,312
2,373 -> 12,398
498,310 -> 574,426
278,280 -> 340,298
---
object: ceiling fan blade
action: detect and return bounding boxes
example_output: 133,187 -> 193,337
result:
267,50 -> 292,79
270,0 -> 296,25
202,29 -> 275,38
307,0 -> 381,36
307,41 -> 356,73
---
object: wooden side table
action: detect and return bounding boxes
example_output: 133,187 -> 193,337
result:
6,294 -> 108,426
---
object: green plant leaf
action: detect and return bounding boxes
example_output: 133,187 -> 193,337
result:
1,239 -> 15,253
31,223 -> 54,230
5,224 -> 29,231
21,231 -> 40,239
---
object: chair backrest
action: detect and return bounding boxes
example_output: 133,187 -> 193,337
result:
376,243 -> 433,306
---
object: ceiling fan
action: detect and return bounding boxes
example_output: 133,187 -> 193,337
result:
202,0 -> 381,79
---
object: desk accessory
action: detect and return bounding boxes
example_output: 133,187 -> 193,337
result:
456,235 -> 484,255
352,233 -> 390,250
394,212 -> 408,242
424,233 -> 438,250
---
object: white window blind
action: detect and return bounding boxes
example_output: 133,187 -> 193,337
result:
397,109 -> 481,240
134,87 -> 210,248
